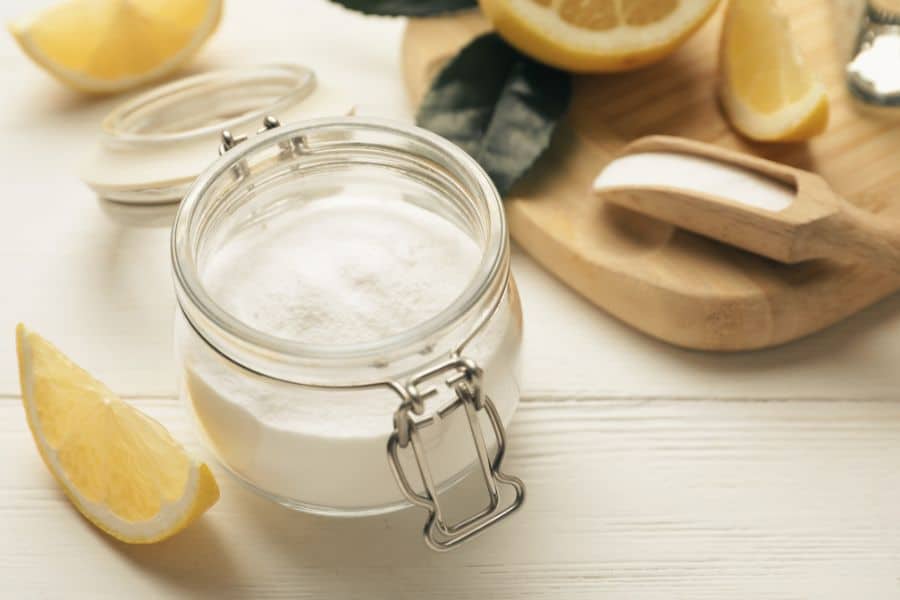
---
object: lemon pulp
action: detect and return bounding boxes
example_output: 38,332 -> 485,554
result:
479,0 -> 721,72
9,0 -> 222,93
16,324 -> 219,543
718,0 -> 828,142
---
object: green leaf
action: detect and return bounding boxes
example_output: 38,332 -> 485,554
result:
328,0 -> 477,16
416,33 -> 572,196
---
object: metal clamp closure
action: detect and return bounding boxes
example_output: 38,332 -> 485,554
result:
216,115 -> 309,183
218,115 -> 282,155
387,355 -> 525,551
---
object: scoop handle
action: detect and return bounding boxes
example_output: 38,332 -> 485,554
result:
814,203 -> 900,276
620,135 -> 900,274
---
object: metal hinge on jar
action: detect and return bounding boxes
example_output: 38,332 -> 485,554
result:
218,115 -> 308,179
386,355 -> 525,552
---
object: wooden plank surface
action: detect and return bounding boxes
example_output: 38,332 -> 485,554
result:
1,0 -> 900,598
4,397 -> 900,599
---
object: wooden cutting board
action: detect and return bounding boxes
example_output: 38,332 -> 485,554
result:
402,1 -> 900,351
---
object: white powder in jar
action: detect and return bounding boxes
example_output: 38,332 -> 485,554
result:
179,194 -> 522,510
203,195 -> 482,345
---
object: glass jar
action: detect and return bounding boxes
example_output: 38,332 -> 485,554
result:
170,116 -> 525,550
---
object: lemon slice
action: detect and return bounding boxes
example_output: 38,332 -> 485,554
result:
15,325 -> 219,543
9,0 -> 222,94
718,0 -> 828,142
478,0 -> 721,72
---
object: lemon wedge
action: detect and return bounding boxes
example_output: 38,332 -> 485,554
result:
718,0 -> 828,142
8,0 -> 222,94
16,325 -> 219,543
478,0 -> 720,72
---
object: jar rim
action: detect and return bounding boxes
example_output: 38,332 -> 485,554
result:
101,64 -> 316,147
171,117 -> 508,374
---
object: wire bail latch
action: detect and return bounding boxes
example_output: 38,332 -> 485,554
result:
387,355 -> 525,551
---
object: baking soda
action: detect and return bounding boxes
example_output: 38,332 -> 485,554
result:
203,195 -> 482,345
593,151 -> 795,212
179,195 -> 521,509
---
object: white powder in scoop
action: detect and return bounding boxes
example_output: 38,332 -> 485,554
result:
180,194 -> 522,510
593,151 -> 795,212
203,195 -> 481,345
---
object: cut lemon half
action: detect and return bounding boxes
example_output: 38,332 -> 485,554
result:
718,0 -> 828,142
16,325 -> 219,543
9,0 -> 223,94
479,0 -> 721,72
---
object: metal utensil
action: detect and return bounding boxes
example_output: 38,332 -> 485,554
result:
846,0 -> 900,106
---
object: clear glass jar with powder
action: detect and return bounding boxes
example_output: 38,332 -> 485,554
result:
171,117 -> 524,550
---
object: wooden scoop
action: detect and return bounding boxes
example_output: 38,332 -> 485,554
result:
593,135 -> 900,275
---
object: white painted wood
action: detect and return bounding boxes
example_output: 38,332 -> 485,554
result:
3,397 -> 900,599
1,0 -> 900,597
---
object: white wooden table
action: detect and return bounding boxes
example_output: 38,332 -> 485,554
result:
3,1 -> 900,598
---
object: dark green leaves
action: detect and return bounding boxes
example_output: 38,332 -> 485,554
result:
327,0 -> 477,16
416,33 -> 572,196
